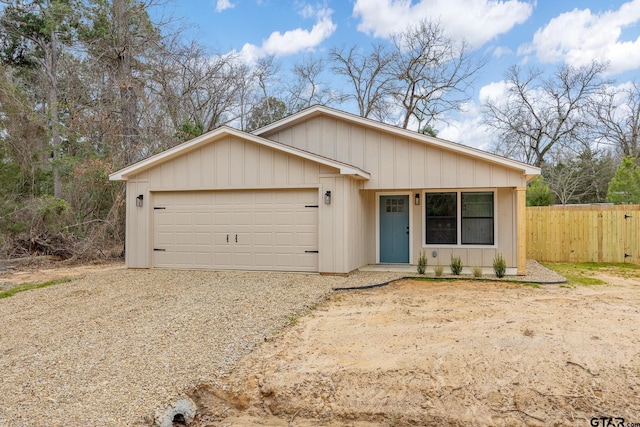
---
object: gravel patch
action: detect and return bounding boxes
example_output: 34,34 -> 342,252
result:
0,268 -> 406,427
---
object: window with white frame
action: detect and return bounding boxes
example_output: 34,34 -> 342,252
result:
425,191 -> 494,245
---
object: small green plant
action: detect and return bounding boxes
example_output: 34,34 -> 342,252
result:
493,253 -> 507,278
450,255 -> 462,275
434,265 -> 443,277
472,265 -> 483,278
417,251 -> 427,274
0,278 -> 71,299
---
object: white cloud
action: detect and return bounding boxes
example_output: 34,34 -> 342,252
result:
438,102 -> 497,151
215,0 -> 234,12
352,0 -> 533,48
238,7 -> 336,63
478,80 -> 510,103
521,0 -> 640,75
492,46 -> 513,58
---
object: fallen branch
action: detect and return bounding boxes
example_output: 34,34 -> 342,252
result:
490,407 -> 545,423
289,410 -> 299,426
566,361 -> 598,376
533,389 -> 583,399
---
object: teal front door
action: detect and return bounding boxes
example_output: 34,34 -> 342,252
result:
379,195 -> 410,263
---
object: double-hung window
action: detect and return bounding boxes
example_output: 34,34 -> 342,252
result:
425,191 -> 494,245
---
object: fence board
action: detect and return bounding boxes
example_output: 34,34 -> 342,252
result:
527,205 -> 640,264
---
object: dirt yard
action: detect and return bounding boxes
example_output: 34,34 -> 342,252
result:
191,275 -> 640,426
0,258 -> 123,290
1,261 -> 639,426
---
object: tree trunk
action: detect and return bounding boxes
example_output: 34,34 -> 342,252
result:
114,0 -> 138,164
46,5 -> 62,198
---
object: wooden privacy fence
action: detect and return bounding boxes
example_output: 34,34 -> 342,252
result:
527,205 -> 640,264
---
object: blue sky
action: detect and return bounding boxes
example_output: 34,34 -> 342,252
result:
166,0 -> 640,149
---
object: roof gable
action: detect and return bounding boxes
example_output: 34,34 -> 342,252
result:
254,105 -> 540,181
109,126 -> 370,181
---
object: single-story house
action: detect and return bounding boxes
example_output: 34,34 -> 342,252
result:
109,106 -> 540,275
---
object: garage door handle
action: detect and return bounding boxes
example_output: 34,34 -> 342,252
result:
235,234 -> 238,243
226,234 -> 229,243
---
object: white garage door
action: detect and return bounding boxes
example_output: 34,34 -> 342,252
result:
152,189 -> 319,271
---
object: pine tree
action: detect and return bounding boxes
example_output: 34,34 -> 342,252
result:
607,156 -> 640,204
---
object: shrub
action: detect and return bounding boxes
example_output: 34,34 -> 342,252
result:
417,251 -> 427,274
493,253 -> 507,278
450,255 -> 462,275
472,265 -> 483,278
434,265 -> 443,277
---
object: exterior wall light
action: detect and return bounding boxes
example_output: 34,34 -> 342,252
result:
324,190 -> 332,205
415,193 -> 420,205
136,194 -> 144,207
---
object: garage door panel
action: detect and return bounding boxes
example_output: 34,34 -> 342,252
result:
297,254 -> 318,269
233,211 -> 252,225
156,212 -> 174,226
153,251 -> 173,265
153,189 -> 318,271
275,253 -> 294,267
274,232 -> 294,246
192,252 -> 212,266
213,232 -> 229,245
297,232 -> 316,246
296,210 -> 317,224
233,252 -> 253,267
214,212 -> 232,225
194,232 -> 212,245
253,233 -> 272,246
234,232 -> 252,247
193,212 -> 211,225
254,254 -> 274,267
212,252 -> 232,267
275,212 -> 294,225
174,232 -> 193,244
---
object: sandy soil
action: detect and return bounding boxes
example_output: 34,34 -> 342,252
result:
190,277 -> 640,426
0,260 -> 124,290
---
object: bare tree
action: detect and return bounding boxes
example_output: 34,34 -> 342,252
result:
329,44 -> 397,120
150,41 -> 249,139
239,55 -> 281,130
483,61 -> 609,166
390,19 -> 485,130
285,55 -> 337,113
590,82 -> 640,159
544,148 -> 616,204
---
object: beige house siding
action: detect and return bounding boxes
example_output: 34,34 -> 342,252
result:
345,178 -> 368,272
146,135 -> 324,190
123,138 -> 341,269
113,107 -> 540,274
261,115 -> 527,189
125,179 -> 150,268
318,175 -> 343,273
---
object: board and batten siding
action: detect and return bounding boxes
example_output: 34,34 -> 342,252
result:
124,136 -> 340,269
146,135 -> 326,190
317,176 -> 370,274
261,115 -> 526,189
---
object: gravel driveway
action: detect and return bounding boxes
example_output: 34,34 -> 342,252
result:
0,268 -> 405,427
